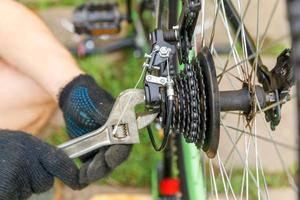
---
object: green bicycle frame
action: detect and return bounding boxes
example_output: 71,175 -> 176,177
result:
150,1 -> 207,199
181,137 -> 207,200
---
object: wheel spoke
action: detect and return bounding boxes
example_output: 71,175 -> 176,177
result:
210,159 -> 220,200
255,94 -> 298,192
217,152 -> 238,200
217,34 -> 289,78
199,0 -> 296,199
209,0 -> 222,49
258,0 -> 280,53
220,119 -> 260,188
217,0 -> 252,84
257,94 -> 296,113
200,0 -> 206,48
224,124 -> 298,151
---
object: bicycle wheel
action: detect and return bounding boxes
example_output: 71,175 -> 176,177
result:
193,0 -> 297,199
142,0 -> 298,199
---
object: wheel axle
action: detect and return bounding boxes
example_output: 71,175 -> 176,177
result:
220,86 -> 267,112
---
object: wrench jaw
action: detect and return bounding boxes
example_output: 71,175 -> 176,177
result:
106,89 -> 146,145
58,89 -> 157,159
107,120 -> 140,145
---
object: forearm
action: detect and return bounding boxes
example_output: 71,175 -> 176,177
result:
0,0 -> 83,100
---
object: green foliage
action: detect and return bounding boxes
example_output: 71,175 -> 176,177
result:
19,0 -> 129,10
77,51 -> 145,96
19,0 -> 86,9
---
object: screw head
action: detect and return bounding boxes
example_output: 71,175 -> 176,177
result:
154,45 -> 160,51
160,46 -> 168,54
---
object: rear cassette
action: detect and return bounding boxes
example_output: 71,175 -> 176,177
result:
195,47 -> 220,158
172,47 -> 220,158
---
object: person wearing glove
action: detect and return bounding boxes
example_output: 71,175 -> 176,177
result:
59,74 -> 132,184
0,0 -> 131,199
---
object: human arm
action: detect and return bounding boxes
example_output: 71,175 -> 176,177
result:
0,0 -> 83,100
0,1 -> 132,196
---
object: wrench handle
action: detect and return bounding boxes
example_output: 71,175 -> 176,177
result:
58,128 -> 110,159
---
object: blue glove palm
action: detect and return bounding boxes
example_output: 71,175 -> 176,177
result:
59,75 -> 132,184
59,75 -> 114,138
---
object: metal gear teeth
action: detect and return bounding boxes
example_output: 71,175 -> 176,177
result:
182,73 -> 191,141
184,65 -> 199,143
172,77 -> 179,131
172,62 -> 208,148
193,60 -> 207,148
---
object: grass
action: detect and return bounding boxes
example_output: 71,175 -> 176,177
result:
19,0 -> 89,9
19,0 -> 128,10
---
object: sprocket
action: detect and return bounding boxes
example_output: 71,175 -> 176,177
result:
172,47 -> 220,158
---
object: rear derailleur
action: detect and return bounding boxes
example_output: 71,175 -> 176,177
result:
264,49 -> 295,130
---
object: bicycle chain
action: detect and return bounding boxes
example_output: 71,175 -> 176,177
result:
194,61 -> 207,148
172,62 -> 207,148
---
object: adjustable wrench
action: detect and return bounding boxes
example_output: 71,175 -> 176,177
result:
58,89 -> 158,159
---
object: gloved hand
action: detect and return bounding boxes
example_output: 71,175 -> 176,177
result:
59,75 -> 132,184
0,130 -> 84,200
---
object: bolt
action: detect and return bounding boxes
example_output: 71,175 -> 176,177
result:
154,45 -> 160,51
160,47 -> 168,55
146,75 -> 152,81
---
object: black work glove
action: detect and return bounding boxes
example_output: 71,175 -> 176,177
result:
0,130 -> 84,200
59,75 -> 132,184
